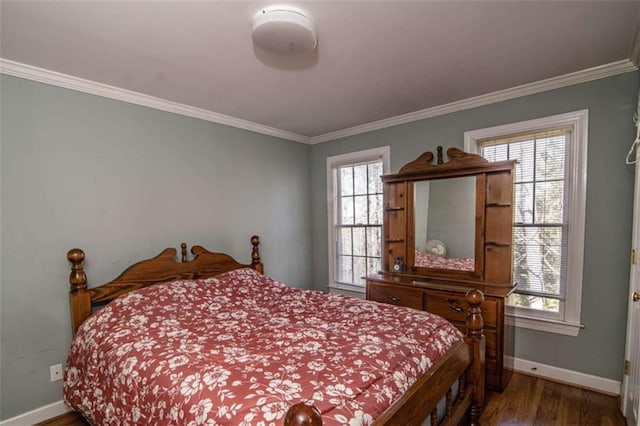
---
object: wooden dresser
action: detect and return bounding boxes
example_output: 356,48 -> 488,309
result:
366,147 -> 517,392
366,273 -> 515,391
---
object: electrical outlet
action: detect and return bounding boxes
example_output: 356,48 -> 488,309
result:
49,364 -> 63,382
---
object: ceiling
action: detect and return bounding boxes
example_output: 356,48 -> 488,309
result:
1,1 -> 639,143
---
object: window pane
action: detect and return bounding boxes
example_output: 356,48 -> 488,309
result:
535,180 -> 564,224
513,226 -> 562,296
337,255 -> 352,283
367,257 -> 381,276
510,140 -> 535,183
354,195 -> 368,224
353,257 -> 367,285
483,144 -> 510,162
338,227 -> 352,256
341,196 -> 354,225
353,227 -> 366,256
369,194 -> 382,224
368,162 -> 383,194
366,227 -> 381,257
340,167 -> 353,196
514,183 -> 534,224
353,165 -> 368,195
510,294 -> 560,312
536,136 -> 565,180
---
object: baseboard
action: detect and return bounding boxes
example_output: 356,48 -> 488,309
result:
0,400 -> 70,426
506,356 -> 621,396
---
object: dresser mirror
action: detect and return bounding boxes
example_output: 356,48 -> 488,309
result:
413,176 -> 476,271
382,146 -> 515,284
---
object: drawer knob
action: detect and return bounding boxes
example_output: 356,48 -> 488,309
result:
450,306 -> 464,313
388,296 -> 400,303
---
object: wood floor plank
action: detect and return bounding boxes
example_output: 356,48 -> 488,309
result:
555,379 -> 581,426
534,379 -> 562,424
480,372 -> 625,426
35,411 -> 87,426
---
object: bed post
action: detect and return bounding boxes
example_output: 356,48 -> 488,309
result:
251,235 -> 264,274
465,289 -> 486,426
284,402 -> 322,426
68,248 -> 91,335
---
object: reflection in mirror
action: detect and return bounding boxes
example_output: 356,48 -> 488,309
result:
414,177 -> 476,271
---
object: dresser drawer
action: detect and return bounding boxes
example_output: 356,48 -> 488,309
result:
367,283 -> 423,310
425,291 -> 498,328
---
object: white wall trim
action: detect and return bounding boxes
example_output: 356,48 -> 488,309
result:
1,58 -> 636,145
506,356 -> 621,396
505,312 -> 583,337
0,400 -> 71,426
0,58 -> 309,144
309,59 -> 635,144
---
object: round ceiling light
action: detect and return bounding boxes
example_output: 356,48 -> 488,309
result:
251,6 -> 317,54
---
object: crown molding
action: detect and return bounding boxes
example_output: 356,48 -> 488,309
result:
1,58 -> 636,145
0,58 -> 310,144
309,59 -> 638,144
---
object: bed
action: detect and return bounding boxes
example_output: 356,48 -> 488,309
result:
64,236 -> 486,425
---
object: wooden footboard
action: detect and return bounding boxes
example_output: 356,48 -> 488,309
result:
283,289 -> 485,426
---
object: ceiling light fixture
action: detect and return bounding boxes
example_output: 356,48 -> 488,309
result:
251,6 -> 317,54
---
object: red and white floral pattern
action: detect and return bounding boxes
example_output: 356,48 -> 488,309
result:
415,250 -> 475,271
64,268 -> 462,425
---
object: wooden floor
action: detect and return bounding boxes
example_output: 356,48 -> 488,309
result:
38,372 -> 626,426
481,373 -> 626,426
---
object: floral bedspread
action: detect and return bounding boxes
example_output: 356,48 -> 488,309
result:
64,268 -> 462,425
415,250 -> 475,271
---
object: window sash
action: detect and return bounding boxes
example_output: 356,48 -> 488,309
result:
333,158 -> 385,287
464,110 -> 587,335
335,224 -> 382,286
327,147 -> 390,292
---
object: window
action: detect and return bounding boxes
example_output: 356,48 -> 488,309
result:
327,147 -> 390,292
465,110 -> 587,336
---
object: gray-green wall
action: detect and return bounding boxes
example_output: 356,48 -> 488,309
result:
310,71 -> 639,381
0,75 -> 311,419
2,70 -> 638,420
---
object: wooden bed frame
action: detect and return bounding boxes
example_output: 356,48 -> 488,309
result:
66,236 -> 485,426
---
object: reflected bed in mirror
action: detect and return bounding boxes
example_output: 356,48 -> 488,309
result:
414,177 -> 476,271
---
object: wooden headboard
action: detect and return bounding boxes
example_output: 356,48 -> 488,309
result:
67,235 -> 263,334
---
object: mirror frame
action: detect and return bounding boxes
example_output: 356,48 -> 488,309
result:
381,146 -> 516,284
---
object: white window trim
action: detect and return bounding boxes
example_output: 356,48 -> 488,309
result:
464,110 -> 588,336
326,146 -> 390,294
